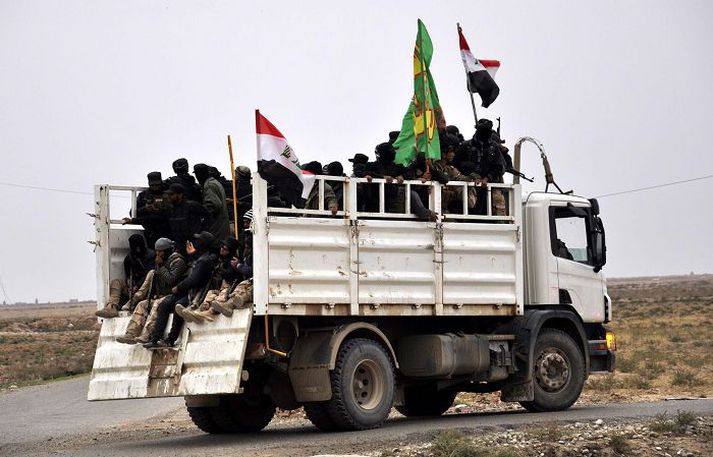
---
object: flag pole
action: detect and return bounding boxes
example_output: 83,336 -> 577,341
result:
227,135 -> 239,239
418,19 -> 432,174
458,23 -> 479,125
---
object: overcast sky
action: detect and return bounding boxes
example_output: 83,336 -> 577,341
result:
1,1 -> 712,303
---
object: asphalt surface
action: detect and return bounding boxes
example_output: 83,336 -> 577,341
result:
0,376 -> 182,445
1,376 -> 712,457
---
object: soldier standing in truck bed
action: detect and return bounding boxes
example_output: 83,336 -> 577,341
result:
164,158 -> 202,202
455,119 -> 507,216
194,163 -> 230,245
128,172 -> 171,248
164,183 -> 209,255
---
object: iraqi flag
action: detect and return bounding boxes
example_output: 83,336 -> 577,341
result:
458,25 -> 500,108
256,110 -> 316,208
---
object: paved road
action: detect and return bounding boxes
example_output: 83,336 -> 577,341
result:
0,376 -> 183,445
1,376 -> 712,457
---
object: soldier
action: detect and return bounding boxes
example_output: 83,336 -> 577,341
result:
175,236 -> 241,323
164,158 -> 201,202
123,172 -> 171,248
325,161 -> 346,211
363,143 -> 407,213
302,161 -> 339,215
115,238 -> 187,344
143,231 -> 218,349
211,218 -> 254,317
95,234 -> 154,318
194,163 -> 230,244
455,119 -> 507,216
434,135 -> 476,214
348,153 -> 370,212
406,153 -> 446,221
164,183 -> 209,255
233,166 -> 253,234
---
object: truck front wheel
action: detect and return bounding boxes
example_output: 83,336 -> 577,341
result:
325,338 -> 395,431
519,328 -> 585,413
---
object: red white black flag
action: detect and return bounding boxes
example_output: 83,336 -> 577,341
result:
458,25 -> 500,108
256,110 -> 316,208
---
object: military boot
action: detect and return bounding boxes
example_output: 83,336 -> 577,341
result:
96,279 -> 123,318
175,304 -> 199,323
211,298 -> 237,317
192,309 -> 216,323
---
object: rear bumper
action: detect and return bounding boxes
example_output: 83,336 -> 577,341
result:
588,340 -> 616,372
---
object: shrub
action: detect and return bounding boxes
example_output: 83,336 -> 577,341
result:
671,369 -> 704,388
609,433 -> 631,455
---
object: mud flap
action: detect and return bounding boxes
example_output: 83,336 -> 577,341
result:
88,307 -> 254,400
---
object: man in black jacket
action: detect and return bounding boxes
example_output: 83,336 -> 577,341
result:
124,172 -> 171,248
143,232 -> 217,348
164,158 -> 202,202
165,183 -> 209,255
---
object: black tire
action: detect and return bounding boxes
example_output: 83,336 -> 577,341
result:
519,328 -> 585,413
304,402 -> 339,432
186,405 -> 225,434
395,386 -> 456,417
210,394 -> 276,433
325,338 -> 395,431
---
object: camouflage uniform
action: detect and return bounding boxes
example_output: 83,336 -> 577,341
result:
116,252 -> 187,344
433,159 -> 476,214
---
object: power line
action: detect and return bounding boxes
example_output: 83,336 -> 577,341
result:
595,174 -> 713,199
0,181 -> 93,196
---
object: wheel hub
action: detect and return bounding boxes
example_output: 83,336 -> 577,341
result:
351,359 -> 385,411
535,348 -> 570,392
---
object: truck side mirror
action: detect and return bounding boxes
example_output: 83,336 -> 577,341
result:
590,215 -> 606,272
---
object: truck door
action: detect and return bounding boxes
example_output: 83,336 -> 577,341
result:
549,205 -> 605,322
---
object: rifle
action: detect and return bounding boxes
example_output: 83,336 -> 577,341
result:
506,167 -> 534,183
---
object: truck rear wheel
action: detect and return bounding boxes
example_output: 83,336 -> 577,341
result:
519,328 -> 585,413
325,338 -> 395,431
187,394 -> 276,433
395,386 -> 456,417
210,394 -> 276,433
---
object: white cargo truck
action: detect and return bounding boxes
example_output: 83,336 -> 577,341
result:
88,139 -> 616,432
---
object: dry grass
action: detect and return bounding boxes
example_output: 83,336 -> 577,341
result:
0,303 -> 99,387
585,275 -> 713,399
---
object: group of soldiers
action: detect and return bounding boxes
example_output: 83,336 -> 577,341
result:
95,158 -> 255,349
94,117 -> 511,348
294,117 -> 512,220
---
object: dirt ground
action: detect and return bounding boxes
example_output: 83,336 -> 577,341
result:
0,302 -> 98,388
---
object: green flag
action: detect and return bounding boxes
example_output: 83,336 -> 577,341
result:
394,19 -> 446,166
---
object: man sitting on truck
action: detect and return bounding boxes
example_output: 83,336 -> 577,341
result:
434,135 -> 476,214
115,238 -> 188,344
95,234 -> 154,319
211,217 -> 254,317
174,236 -> 241,323
143,231 -> 218,349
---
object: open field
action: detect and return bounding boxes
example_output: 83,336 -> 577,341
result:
1,275 -> 712,400
0,302 -> 98,388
